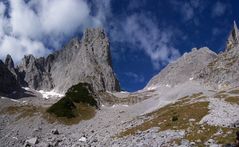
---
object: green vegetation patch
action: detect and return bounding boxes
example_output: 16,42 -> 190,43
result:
214,128 -> 238,144
117,101 -> 209,137
228,89 -> 239,95
0,104 -> 43,121
47,97 -> 76,118
225,96 -> 239,105
44,103 -> 95,125
47,83 -> 97,119
214,93 -> 229,99
65,83 -> 97,107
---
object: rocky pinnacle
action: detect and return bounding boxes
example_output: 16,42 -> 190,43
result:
15,28 -> 120,93
226,20 -> 239,50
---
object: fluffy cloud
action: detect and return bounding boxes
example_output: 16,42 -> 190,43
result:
0,0 -> 102,62
0,36 -> 50,61
0,0 -> 180,69
110,13 -> 180,69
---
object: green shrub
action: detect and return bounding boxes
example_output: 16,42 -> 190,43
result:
47,83 -> 97,118
65,83 -> 97,107
47,97 -> 76,118
172,115 -> 178,121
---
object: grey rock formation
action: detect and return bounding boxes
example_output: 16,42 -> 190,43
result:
226,21 -> 239,51
17,55 -> 54,90
4,54 -> 18,80
24,137 -> 38,146
197,44 -> 239,89
0,60 -> 20,94
196,22 -> 239,89
50,28 -> 120,93
5,54 -> 15,73
145,47 -> 217,88
16,28 -> 120,93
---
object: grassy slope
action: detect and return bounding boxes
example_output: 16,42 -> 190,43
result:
117,92 -> 239,145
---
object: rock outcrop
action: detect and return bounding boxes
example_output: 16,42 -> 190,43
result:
17,55 -> 54,90
146,21 -> 239,90
145,47 -> 217,89
226,21 -> 239,51
196,21 -> 239,89
16,28 -> 120,93
49,28 -> 120,93
0,60 -> 20,94
198,22 -> 239,89
5,55 -> 16,75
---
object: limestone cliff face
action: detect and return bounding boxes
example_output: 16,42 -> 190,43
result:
145,47 -> 217,89
226,21 -> 239,51
16,28 -> 120,93
196,22 -> 239,89
50,28 -> 120,93
16,55 -> 54,90
146,21 -> 239,90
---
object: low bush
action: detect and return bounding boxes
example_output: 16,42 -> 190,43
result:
47,83 -> 97,118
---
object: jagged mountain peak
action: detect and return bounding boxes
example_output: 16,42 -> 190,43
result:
13,28 -> 120,93
83,28 -> 106,42
226,20 -> 239,50
5,54 -> 15,69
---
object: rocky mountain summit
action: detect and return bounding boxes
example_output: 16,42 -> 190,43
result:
197,21 -> 239,89
49,28 -> 120,93
2,28 -> 120,95
145,47 -> 217,89
146,21 -> 239,91
226,21 -> 239,50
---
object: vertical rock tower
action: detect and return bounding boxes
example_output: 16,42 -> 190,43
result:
50,28 -> 120,93
226,21 -> 239,50
16,28 -> 120,93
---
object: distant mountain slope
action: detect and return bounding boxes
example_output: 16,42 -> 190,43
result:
146,22 -> 239,91
145,47 -> 217,89
196,21 -> 239,89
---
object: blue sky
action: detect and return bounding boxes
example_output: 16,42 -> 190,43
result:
0,0 -> 239,92
107,0 -> 239,91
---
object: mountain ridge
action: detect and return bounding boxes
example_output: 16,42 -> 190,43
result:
0,28 -> 120,96
145,21 -> 239,91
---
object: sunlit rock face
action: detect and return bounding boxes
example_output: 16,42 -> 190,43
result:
196,22 -> 239,89
145,47 -> 217,89
226,21 -> 239,51
16,28 -> 120,93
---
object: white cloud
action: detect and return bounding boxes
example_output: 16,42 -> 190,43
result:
10,0 -> 42,39
0,36 -> 50,61
212,2 -> 227,17
0,0 -> 180,69
110,13 -> 180,69
39,0 -> 93,35
0,0 -> 103,62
